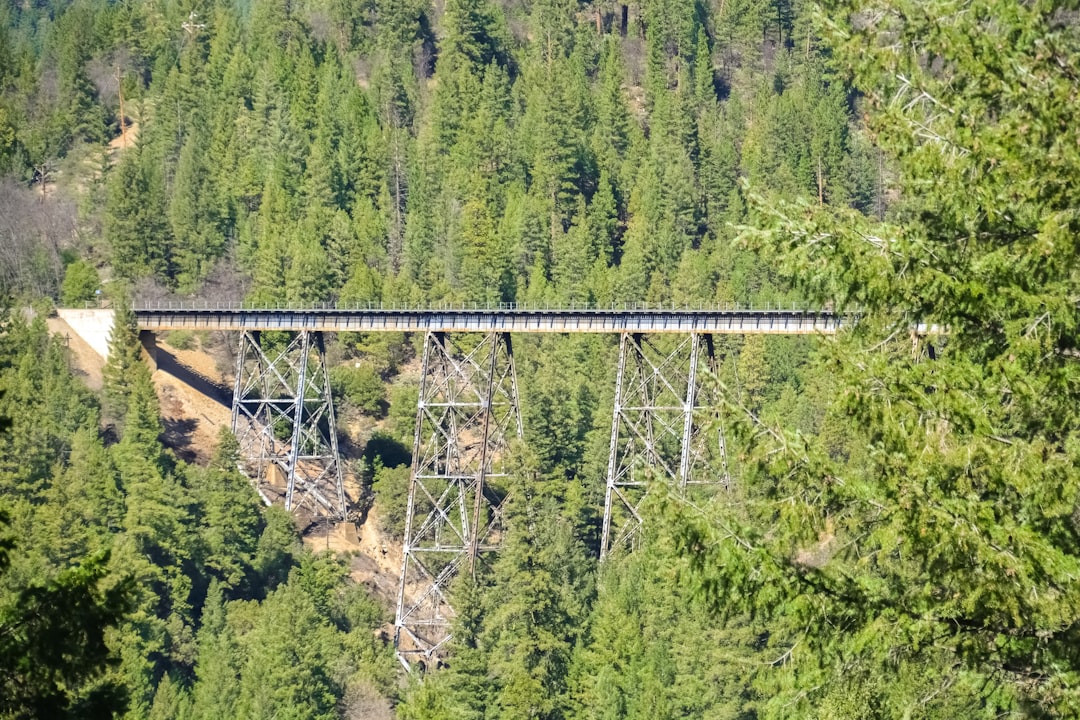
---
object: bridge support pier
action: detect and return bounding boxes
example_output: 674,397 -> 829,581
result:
394,331 -> 523,668
231,331 -> 347,521
600,332 -> 729,559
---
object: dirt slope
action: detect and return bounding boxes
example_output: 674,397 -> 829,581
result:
48,316 -> 104,391
152,340 -> 232,464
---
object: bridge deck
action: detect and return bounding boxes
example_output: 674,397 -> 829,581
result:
134,304 -> 843,334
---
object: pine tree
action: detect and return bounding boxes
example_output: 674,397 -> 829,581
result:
102,300 -> 143,428
104,151 -> 172,282
440,0 -> 510,72
42,426 -> 123,562
552,200 -> 595,303
0,519 -> 133,720
169,128 -> 226,292
232,582 -> 343,720
190,428 -> 263,591
190,582 -> 243,720
525,57 -> 588,246
148,673 -> 191,720
673,1 -> 1080,714
591,38 -> 635,191
459,195 -> 514,302
481,448 -> 592,720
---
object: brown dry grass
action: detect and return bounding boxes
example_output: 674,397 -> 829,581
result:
48,316 -> 104,391
152,338 -> 232,465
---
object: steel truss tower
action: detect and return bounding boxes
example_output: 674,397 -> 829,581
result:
231,330 -> 348,520
600,332 -> 729,559
394,331 -> 523,668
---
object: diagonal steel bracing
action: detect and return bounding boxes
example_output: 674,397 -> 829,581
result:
600,333 -> 729,559
230,331 -> 347,521
394,331 -> 523,668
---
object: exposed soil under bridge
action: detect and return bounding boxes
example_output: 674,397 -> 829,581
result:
51,318 -> 408,612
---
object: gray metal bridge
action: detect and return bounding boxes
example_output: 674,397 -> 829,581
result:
133,301 -> 844,334
130,301 -> 844,669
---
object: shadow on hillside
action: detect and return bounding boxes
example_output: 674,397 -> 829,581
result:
156,348 -> 233,407
163,417 -> 198,463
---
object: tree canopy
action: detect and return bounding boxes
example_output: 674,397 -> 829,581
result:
1,0 -> 1078,717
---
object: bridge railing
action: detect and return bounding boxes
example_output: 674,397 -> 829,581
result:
132,299 -> 841,313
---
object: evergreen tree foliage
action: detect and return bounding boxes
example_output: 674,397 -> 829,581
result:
61,260 -> 101,306
104,149 -> 173,283
0,521 -> 133,720
0,300 -> 396,719
668,1 -> 1080,715
102,299 -> 143,427
9,0 -> 1075,716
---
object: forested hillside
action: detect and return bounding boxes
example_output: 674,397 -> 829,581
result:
0,308 -> 398,719
0,0 -> 876,304
2,0 -> 1080,717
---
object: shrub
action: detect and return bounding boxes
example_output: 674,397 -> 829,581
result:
330,364 -> 386,416
60,260 -> 100,305
371,462 -> 410,536
166,330 -> 196,350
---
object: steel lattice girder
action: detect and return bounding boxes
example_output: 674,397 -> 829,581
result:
230,330 -> 347,520
600,333 -> 729,559
394,332 -> 523,668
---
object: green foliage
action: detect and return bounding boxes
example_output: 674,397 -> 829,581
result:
60,260 -> 100,306
0,0 -> 862,305
330,364 -> 387,416
670,1 -> 1080,715
101,300 -> 143,426
191,429 -> 263,591
13,0 -> 1064,716
104,149 -> 172,282
0,301 -> 397,720
231,582 -> 342,720
1,372 -> 131,720
370,462 -> 410,537
165,330 -> 196,351
399,446 -> 594,719
0,531 -> 133,720
572,528 -> 764,720
0,314 -> 97,499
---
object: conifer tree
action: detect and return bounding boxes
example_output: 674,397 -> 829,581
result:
673,1 -> 1080,714
440,0 -> 510,72
43,426 -> 123,561
102,299 -> 143,428
592,38 -> 635,191
232,582 -> 342,720
459,195 -> 513,302
169,128 -> 225,292
104,151 -> 172,282
190,428 -> 263,591
482,448 -> 591,720
0,517 -> 133,720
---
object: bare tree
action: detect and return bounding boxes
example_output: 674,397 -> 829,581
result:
198,253 -> 250,304
340,680 -> 394,720
0,178 -> 77,298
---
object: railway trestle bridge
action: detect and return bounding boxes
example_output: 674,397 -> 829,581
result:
132,302 -> 844,668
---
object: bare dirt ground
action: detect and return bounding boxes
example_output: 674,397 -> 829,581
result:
295,502 -> 405,614
352,503 -> 405,595
48,316 -> 104,391
47,319 -> 231,464
108,119 -> 139,156
153,338 -> 233,465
